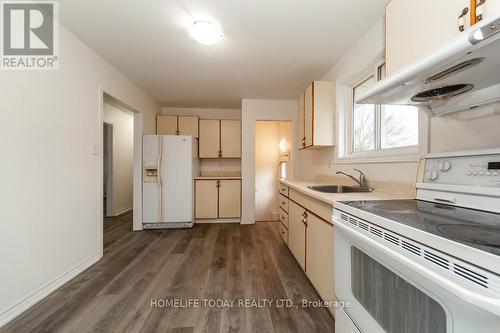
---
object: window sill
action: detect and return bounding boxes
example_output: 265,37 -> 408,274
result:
336,148 -> 424,164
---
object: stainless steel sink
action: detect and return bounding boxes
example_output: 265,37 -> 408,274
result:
307,185 -> 373,193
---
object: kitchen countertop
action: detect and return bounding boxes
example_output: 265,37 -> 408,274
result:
195,176 -> 242,180
279,179 -> 414,207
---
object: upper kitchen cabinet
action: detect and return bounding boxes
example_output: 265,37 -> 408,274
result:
199,119 -> 220,158
157,115 -> 199,138
298,92 -> 305,148
385,0 -> 500,76
199,119 -> 241,159
178,116 -> 199,138
220,120 -> 241,158
476,0 -> 500,22
157,115 -> 177,135
298,81 -> 335,150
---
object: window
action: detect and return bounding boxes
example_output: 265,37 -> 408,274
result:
351,63 -> 418,154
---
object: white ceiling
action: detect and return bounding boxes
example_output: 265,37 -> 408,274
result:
60,0 -> 386,108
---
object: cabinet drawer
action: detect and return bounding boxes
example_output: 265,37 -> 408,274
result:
279,183 -> 289,197
279,194 -> 289,213
279,222 -> 288,245
279,208 -> 288,228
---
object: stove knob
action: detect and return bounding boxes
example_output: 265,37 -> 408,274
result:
439,160 -> 451,172
427,170 -> 439,181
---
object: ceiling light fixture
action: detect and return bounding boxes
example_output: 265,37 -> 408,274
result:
189,20 -> 223,46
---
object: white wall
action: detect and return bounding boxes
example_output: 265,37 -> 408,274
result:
0,25 -> 160,326
255,121 -> 280,222
241,100 -> 298,224
296,17 -> 500,186
103,103 -> 134,215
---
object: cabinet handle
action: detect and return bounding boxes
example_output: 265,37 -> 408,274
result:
301,212 -> 308,226
458,7 -> 469,32
218,150 -> 222,158
476,0 -> 486,21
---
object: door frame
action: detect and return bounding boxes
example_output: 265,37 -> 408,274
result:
103,122 -> 114,217
98,86 -> 144,256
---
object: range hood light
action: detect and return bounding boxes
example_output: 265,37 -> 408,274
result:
473,29 -> 485,42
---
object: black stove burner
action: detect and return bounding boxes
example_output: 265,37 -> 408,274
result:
436,224 -> 500,248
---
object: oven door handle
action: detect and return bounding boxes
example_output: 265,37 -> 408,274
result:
332,217 -> 500,317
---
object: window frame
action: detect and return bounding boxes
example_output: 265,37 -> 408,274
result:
338,60 -> 427,164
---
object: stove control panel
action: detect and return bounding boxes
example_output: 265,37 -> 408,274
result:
424,152 -> 500,187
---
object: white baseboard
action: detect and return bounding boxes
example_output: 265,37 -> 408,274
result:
240,217 -> 255,225
0,252 -> 102,328
113,205 -> 132,216
196,218 -> 240,224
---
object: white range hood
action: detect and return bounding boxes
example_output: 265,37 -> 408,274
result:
356,15 -> 500,116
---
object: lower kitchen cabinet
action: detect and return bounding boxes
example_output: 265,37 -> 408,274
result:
288,200 -> 306,270
279,222 -> 288,244
280,182 -> 335,310
195,179 -> 241,219
306,213 -> 334,302
195,180 -> 218,219
218,179 -> 241,218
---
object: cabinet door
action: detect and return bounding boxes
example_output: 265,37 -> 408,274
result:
199,119 -> 220,158
157,116 -> 178,135
478,1 -> 500,22
306,214 -> 334,302
218,179 -> 241,218
298,92 -> 305,149
195,180 -> 218,219
288,201 -> 306,270
304,82 -> 313,148
178,116 -> 199,138
386,0 -> 469,76
220,120 -> 241,158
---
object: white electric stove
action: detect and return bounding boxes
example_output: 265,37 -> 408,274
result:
332,149 -> 500,333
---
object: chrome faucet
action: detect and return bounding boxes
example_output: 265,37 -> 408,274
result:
336,168 -> 371,189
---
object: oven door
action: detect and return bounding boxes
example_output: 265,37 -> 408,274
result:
333,210 -> 500,333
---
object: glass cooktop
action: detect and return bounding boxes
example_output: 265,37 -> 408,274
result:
340,200 -> 500,256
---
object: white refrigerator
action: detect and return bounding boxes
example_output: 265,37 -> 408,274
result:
142,135 -> 199,229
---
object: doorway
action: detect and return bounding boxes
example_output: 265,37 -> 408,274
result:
103,122 -> 113,217
254,121 -> 292,222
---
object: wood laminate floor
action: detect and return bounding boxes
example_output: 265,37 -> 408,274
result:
2,211 -> 335,333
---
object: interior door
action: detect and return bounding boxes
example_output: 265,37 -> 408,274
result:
199,119 -> 220,158
218,179 -> 241,218
298,92 -> 305,148
288,201 -> 306,270
304,82 -> 313,147
178,116 -> 199,138
195,180 -> 218,219
306,214 -> 334,301
220,120 -> 241,158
